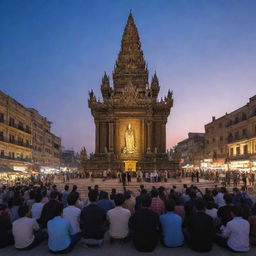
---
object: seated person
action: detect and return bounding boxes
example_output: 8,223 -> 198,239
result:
12,205 -> 47,250
80,189 -> 107,246
48,203 -> 81,253
160,199 -> 184,247
97,191 -> 114,213
129,194 -> 159,252
215,206 -> 250,252
107,193 -> 131,241
31,193 -> 44,222
0,204 -> 14,248
63,192 -> 81,235
186,199 -> 214,252
217,193 -> 233,226
40,190 -> 63,228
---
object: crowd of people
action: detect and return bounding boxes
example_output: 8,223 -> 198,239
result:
0,182 -> 256,253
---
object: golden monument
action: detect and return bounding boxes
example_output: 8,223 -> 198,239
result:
84,13 -> 178,172
123,123 -> 136,154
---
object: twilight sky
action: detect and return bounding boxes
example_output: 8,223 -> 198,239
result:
1,0 -> 256,153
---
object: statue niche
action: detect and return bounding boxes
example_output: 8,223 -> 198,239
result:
122,123 -> 136,154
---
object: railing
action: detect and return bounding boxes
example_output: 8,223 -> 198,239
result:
0,154 -> 32,162
0,119 -> 31,134
0,137 -> 32,149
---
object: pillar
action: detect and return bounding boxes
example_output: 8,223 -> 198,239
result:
95,121 -> 100,153
109,122 -> 114,152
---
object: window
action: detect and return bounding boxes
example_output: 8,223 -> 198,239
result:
244,145 -> 248,155
242,129 -> 247,136
236,147 -> 240,155
230,148 -> 234,156
9,134 -> 14,143
0,113 -> 4,123
212,138 -> 215,143
18,121 -> 24,130
220,136 -> 223,141
220,147 -> 223,154
218,123 -> 222,128
235,131 -> 239,139
242,113 -> 247,120
9,117 -> 15,127
0,150 -> 4,157
0,131 -> 3,141
235,117 -> 239,123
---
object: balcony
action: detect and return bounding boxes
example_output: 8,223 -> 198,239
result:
0,119 -> 31,134
0,154 -> 32,163
0,137 -> 32,149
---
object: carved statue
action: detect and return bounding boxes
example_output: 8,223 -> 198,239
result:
122,123 -> 136,154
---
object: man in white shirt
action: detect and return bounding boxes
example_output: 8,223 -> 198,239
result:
12,205 -> 47,250
215,206 -> 250,252
107,193 -> 131,241
63,192 -> 81,235
31,193 -> 44,221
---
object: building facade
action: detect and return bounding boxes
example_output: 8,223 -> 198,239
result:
85,13 -> 177,172
0,91 -> 61,171
204,95 -> 256,170
0,91 -> 32,171
176,133 -> 205,167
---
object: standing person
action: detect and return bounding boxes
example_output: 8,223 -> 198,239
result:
80,190 -> 107,246
121,172 -> 126,187
48,203 -> 81,253
62,185 -> 70,207
129,194 -> 159,252
160,200 -> 184,247
12,206 -> 47,250
107,193 -> 131,242
186,200 -> 214,252
196,171 -> 199,183
63,193 -> 81,236
127,171 -> 131,184
215,206 -> 250,252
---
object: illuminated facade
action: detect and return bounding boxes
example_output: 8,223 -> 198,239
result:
86,13 -> 176,171
0,91 -> 61,171
204,95 -> 256,169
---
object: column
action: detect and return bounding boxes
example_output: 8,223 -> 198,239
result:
162,122 -> 166,153
109,122 -> 114,152
95,121 -> 100,153
147,121 -> 151,152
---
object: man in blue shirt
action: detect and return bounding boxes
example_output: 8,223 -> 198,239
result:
160,199 -> 184,247
47,204 -> 81,253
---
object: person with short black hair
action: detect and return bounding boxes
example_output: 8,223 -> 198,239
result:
80,189 -> 106,246
40,190 -> 63,228
48,203 -> 81,253
31,193 -> 43,221
186,199 -> 214,252
12,205 -> 47,250
0,204 -> 14,248
160,199 -> 184,247
107,193 -> 131,242
129,194 -> 159,252
215,206 -> 250,252
97,191 -> 114,213
217,193 -> 233,226
63,192 -> 81,236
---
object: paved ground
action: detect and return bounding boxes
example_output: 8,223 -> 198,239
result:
1,239 -> 256,256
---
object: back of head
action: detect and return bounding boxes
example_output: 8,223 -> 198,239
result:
195,199 -> 205,211
88,189 -> 98,203
224,193 -> 232,204
64,185 -> 69,191
35,193 -> 43,203
231,206 -> 242,217
151,189 -> 158,198
67,192 -> 79,206
141,194 -> 152,208
50,190 -> 59,200
72,185 -> 77,191
114,193 -> 125,206
165,199 -> 175,212
52,203 -> 64,218
18,205 -> 29,218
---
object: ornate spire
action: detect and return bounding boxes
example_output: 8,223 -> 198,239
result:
101,72 -> 111,99
151,72 -> 160,98
113,12 -> 148,90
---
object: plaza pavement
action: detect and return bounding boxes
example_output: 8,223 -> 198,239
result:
1,239 -> 256,256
